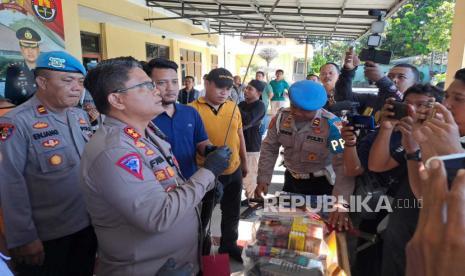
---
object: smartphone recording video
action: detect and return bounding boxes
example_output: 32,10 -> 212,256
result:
389,102 -> 409,120
426,153 -> 465,188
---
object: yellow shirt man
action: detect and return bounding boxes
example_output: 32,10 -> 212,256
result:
190,97 -> 242,175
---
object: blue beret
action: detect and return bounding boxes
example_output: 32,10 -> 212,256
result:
289,80 -> 327,111
36,51 -> 86,76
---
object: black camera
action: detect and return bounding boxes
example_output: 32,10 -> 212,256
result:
359,10 -> 392,65
328,101 -> 375,130
348,115 -> 376,130
359,48 -> 392,65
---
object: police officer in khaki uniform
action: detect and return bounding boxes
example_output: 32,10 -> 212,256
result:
82,56 -> 231,276
255,80 -> 354,230
0,51 -> 97,275
5,27 -> 41,105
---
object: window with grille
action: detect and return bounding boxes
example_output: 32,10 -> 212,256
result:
180,49 -> 202,85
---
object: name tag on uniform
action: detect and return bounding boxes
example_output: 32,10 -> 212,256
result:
150,156 -> 165,167
307,135 -> 324,143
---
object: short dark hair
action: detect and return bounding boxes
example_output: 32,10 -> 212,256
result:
34,68 -> 50,78
276,69 -> 284,74
256,71 -> 265,77
307,73 -> 320,80
184,76 -> 194,82
139,61 -> 149,75
455,68 -> 465,83
320,62 -> 340,74
403,83 -> 444,103
393,63 -> 420,82
84,56 -> 141,115
145,58 -> 178,76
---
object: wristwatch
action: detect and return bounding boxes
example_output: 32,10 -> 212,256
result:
405,149 -> 421,161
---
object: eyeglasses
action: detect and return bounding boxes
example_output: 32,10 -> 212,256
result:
113,81 -> 156,93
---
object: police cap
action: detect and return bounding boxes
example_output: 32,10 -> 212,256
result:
36,51 -> 86,76
289,80 -> 327,111
16,27 -> 41,48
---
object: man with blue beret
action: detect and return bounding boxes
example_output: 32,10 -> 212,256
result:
255,80 -> 354,230
0,51 -> 97,275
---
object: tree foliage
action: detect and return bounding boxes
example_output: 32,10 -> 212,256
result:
309,41 -> 351,74
309,52 -> 327,74
381,0 -> 454,59
258,48 -> 279,67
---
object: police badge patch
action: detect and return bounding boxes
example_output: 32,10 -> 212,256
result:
116,153 -> 144,180
0,124 -> 15,141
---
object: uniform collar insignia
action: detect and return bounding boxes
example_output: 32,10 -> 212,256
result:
37,105 -> 48,115
124,127 -> 142,141
311,109 -> 323,128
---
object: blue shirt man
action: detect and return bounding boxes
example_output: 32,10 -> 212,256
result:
145,58 -> 211,178
153,103 -> 208,178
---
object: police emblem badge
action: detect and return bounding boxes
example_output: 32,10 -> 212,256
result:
0,123 -> 15,141
116,153 -> 144,180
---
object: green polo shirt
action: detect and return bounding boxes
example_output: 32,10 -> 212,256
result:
270,79 -> 289,101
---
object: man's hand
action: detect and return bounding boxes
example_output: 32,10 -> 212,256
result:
379,97 -> 399,129
203,145 -> 217,156
204,146 -> 231,177
241,163 -> 248,178
341,123 -> 356,146
343,47 -> 361,71
11,239 -> 44,266
406,160 -> 465,275
397,114 -> 420,154
364,61 -> 384,82
412,103 -> 464,161
254,183 -> 269,199
328,205 -> 352,232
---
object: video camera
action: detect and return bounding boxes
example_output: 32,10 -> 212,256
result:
328,101 -> 375,131
359,9 -> 392,65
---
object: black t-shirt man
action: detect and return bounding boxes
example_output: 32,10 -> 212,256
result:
238,100 -> 265,152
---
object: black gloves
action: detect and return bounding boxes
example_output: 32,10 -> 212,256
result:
155,258 -> 193,276
204,145 -> 217,156
204,146 -> 231,177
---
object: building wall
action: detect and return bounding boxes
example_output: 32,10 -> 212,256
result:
63,0 -> 83,58
61,0 -> 220,79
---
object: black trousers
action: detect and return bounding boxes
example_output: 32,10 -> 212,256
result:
381,182 -> 419,276
283,170 -> 333,196
16,226 -> 97,276
201,167 -> 242,253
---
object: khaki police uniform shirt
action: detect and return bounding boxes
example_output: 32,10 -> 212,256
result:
257,108 -> 354,200
80,116 -> 215,276
0,95 -> 92,248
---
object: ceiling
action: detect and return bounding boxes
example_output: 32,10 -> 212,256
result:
145,0 -> 408,43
